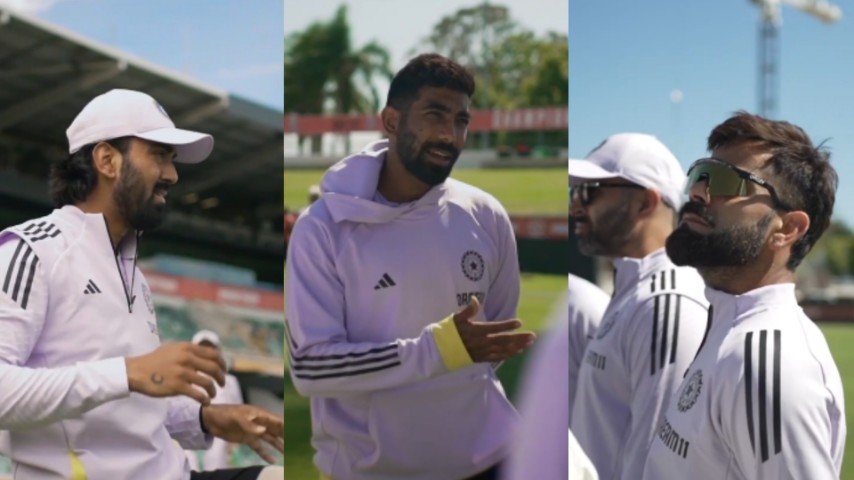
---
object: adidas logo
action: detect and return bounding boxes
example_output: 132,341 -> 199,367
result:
83,279 -> 102,295
373,273 -> 396,290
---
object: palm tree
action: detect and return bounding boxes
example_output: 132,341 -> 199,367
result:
285,5 -> 392,153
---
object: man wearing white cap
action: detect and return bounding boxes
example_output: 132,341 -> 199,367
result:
186,330 -> 246,471
0,89 -> 283,479
569,133 -> 709,480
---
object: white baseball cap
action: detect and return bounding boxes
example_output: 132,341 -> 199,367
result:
192,329 -> 221,348
569,133 -> 686,209
66,89 -> 214,164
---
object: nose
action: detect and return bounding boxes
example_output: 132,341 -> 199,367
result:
162,158 -> 179,185
436,123 -> 457,146
688,176 -> 710,205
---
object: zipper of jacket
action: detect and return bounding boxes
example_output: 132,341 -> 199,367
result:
103,216 -> 137,313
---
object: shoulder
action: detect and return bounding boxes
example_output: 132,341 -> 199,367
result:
2,212 -> 65,245
568,274 -> 609,317
444,178 -> 510,219
290,200 -> 337,241
0,211 -> 68,261
644,264 -> 707,302
568,273 -> 607,299
719,315 -> 840,405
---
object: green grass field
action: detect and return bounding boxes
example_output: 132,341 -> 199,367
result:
820,324 -> 854,479
284,168 -> 567,215
283,272 -> 567,479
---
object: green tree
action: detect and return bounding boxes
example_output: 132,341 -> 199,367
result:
521,32 -> 568,108
808,221 -> 854,276
284,5 -> 393,152
412,3 -> 568,152
413,3 -> 567,110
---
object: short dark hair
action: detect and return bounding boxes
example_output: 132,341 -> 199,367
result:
49,136 -> 133,207
707,111 -> 837,270
385,53 -> 475,110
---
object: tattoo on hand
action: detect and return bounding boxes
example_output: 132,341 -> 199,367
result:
151,373 -> 164,385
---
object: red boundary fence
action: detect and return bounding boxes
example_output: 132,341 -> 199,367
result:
285,107 -> 569,135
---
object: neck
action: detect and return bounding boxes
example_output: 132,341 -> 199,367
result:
618,220 -> 672,259
377,148 -> 432,203
76,194 -> 129,248
698,252 -> 794,295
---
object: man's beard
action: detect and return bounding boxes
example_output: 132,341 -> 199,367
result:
114,159 -> 168,231
666,201 -> 774,268
396,121 -> 460,186
574,200 -> 635,256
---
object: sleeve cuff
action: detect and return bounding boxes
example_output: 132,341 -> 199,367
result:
84,357 -> 131,399
432,315 -> 473,371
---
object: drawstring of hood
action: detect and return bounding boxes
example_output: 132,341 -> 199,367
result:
103,215 -> 139,313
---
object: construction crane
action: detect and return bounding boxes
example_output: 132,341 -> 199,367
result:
751,0 -> 841,118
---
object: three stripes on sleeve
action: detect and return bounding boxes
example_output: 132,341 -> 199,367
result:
2,240 -> 39,310
744,329 -> 782,463
285,322 -> 402,380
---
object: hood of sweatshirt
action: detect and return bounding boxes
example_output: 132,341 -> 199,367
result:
321,139 -> 449,224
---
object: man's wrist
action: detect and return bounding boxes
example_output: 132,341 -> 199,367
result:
199,405 -> 209,434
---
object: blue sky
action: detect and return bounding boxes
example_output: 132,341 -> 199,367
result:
0,0 -> 284,110
570,0 -> 854,226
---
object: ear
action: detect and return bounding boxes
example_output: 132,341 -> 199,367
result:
91,142 -> 122,180
769,211 -> 810,251
381,106 -> 400,139
636,188 -> 662,217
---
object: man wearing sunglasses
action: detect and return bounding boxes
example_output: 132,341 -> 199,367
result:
643,112 -> 845,479
569,133 -> 710,480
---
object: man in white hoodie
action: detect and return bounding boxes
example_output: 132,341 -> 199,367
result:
285,54 -> 536,480
0,89 -> 284,480
643,112 -> 845,479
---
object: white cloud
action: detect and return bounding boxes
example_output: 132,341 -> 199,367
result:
217,63 -> 283,80
0,0 -> 65,14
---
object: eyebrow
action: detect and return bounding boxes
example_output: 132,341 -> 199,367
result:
422,101 -> 452,113
422,101 -> 471,120
151,144 -> 176,155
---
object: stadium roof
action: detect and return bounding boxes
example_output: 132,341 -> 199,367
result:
0,6 -> 283,257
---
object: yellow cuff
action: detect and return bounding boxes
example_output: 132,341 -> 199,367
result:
433,315 -> 474,371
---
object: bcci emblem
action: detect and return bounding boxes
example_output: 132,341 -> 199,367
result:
677,370 -> 703,412
141,281 -> 155,315
461,250 -> 485,282
154,100 -> 170,119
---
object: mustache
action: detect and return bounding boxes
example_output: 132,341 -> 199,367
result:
679,201 -> 714,226
420,141 -> 459,159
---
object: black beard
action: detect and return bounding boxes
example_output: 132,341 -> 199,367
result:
114,160 -> 168,231
396,122 -> 459,187
666,202 -> 773,268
